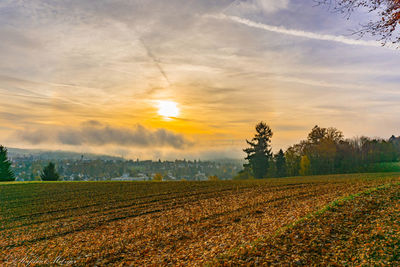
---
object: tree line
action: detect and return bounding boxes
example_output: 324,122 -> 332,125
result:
237,122 -> 400,179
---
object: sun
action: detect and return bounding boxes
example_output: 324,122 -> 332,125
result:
157,100 -> 180,119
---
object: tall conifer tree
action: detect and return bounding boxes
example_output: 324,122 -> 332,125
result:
243,122 -> 273,178
275,149 -> 287,177
0,145 -> 15,182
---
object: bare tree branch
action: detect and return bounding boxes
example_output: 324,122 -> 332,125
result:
316,0 -> 400,46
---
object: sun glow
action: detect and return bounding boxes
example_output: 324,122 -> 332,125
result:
157,100 -> 180,119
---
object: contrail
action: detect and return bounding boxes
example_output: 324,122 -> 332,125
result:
209,14 -> 386,48
111,21 -> 172,87
138,38 -> 171,86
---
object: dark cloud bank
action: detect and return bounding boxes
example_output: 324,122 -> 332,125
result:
16,122 -> 191,149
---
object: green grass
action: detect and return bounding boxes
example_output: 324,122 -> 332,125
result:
368,162 -> 400,172
2,171 -> 400,185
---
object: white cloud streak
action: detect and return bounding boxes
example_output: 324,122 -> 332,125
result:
210,14 -> 386,48
223,0 -> 290,15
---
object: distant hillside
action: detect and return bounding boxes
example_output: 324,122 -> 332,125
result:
7,147 -> 124,161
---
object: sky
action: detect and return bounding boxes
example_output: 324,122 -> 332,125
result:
1,0 -> 400,160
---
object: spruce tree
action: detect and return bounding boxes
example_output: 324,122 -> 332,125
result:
41,162 -> 60,181
275,149 -> 287,177
243,122 -> 273,178
0,145 -> 15,182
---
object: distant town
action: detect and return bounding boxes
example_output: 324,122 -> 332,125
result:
8,148 -> 242,181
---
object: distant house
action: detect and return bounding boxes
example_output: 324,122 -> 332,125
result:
163,173 -> 178,181
194,172 -> 207,181
111,173 -> 149,181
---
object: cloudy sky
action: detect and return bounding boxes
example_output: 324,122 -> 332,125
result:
1,0 -> 399,159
